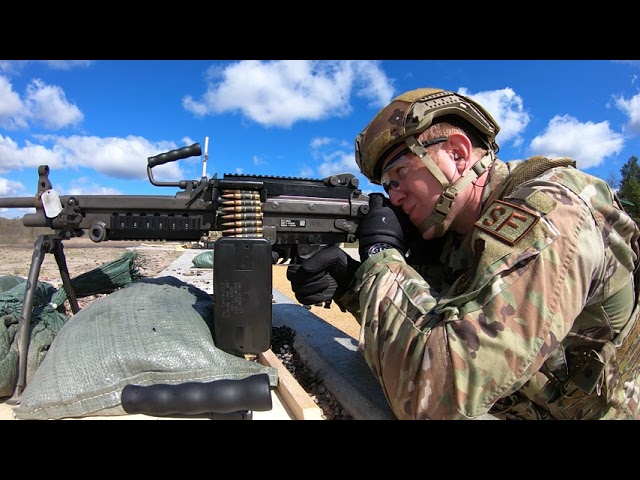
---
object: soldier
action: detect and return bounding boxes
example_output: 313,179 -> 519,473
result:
287,88 -> 640,420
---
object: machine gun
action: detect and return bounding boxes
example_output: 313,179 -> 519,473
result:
3,138 -> 369,261
0,137 -> 370,405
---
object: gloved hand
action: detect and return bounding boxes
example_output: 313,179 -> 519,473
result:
357,193 -> 413,261
286,245 -> 361,308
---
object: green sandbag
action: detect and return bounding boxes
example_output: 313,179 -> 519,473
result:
0,275 -> 25,294
49,251 -> 144,307
1,251 -> 144,398
0,276 -> 66,397
15,276 -> 278,419
192,250 -> 214,268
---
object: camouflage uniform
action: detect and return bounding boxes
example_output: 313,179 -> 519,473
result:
338,157 -> 640,420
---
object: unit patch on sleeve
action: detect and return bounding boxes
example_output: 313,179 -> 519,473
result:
474,199 -> 540,245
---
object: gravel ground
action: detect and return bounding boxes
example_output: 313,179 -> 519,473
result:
270,325 -> 353,420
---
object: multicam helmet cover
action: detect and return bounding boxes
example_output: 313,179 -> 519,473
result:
355,88 -> 501,185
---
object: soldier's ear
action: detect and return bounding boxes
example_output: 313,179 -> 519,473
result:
447,133 -> 471,170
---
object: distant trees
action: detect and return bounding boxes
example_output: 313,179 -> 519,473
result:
617,155 -> 640,224
0,218 -> 51,244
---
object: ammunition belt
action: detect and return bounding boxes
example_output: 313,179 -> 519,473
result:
218,189 -> 264,238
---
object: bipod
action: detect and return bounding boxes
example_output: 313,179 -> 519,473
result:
6,234 -> 80,405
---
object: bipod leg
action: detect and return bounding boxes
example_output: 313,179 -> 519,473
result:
6,234 -> 55,405
52,239 -> 80,314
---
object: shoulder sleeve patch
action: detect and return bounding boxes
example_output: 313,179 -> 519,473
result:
524,190 -> 557,214
475,199 -> 540,245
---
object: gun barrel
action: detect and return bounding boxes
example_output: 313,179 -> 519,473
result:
0,197 -> 38,209
22,213 -> 48,227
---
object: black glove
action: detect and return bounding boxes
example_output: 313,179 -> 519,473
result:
357,193 -> 413,261
286,245 -> 361,308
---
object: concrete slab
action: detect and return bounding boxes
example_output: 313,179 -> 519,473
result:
130,246 -> 214,293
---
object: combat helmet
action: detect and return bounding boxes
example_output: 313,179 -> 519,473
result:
355,88 -> 501,237
355,88 -> 500,185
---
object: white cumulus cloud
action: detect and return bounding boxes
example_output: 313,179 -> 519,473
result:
183,60 -> 394,128
529,115 -> 624,169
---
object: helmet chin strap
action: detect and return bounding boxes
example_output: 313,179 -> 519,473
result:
403,136 -> 494,237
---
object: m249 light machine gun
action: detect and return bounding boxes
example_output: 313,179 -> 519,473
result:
0,137 -> 370,404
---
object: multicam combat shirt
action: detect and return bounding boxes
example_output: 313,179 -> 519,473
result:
338,157 -> 640,420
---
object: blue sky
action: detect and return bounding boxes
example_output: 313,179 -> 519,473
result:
1,59 -> 639,219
